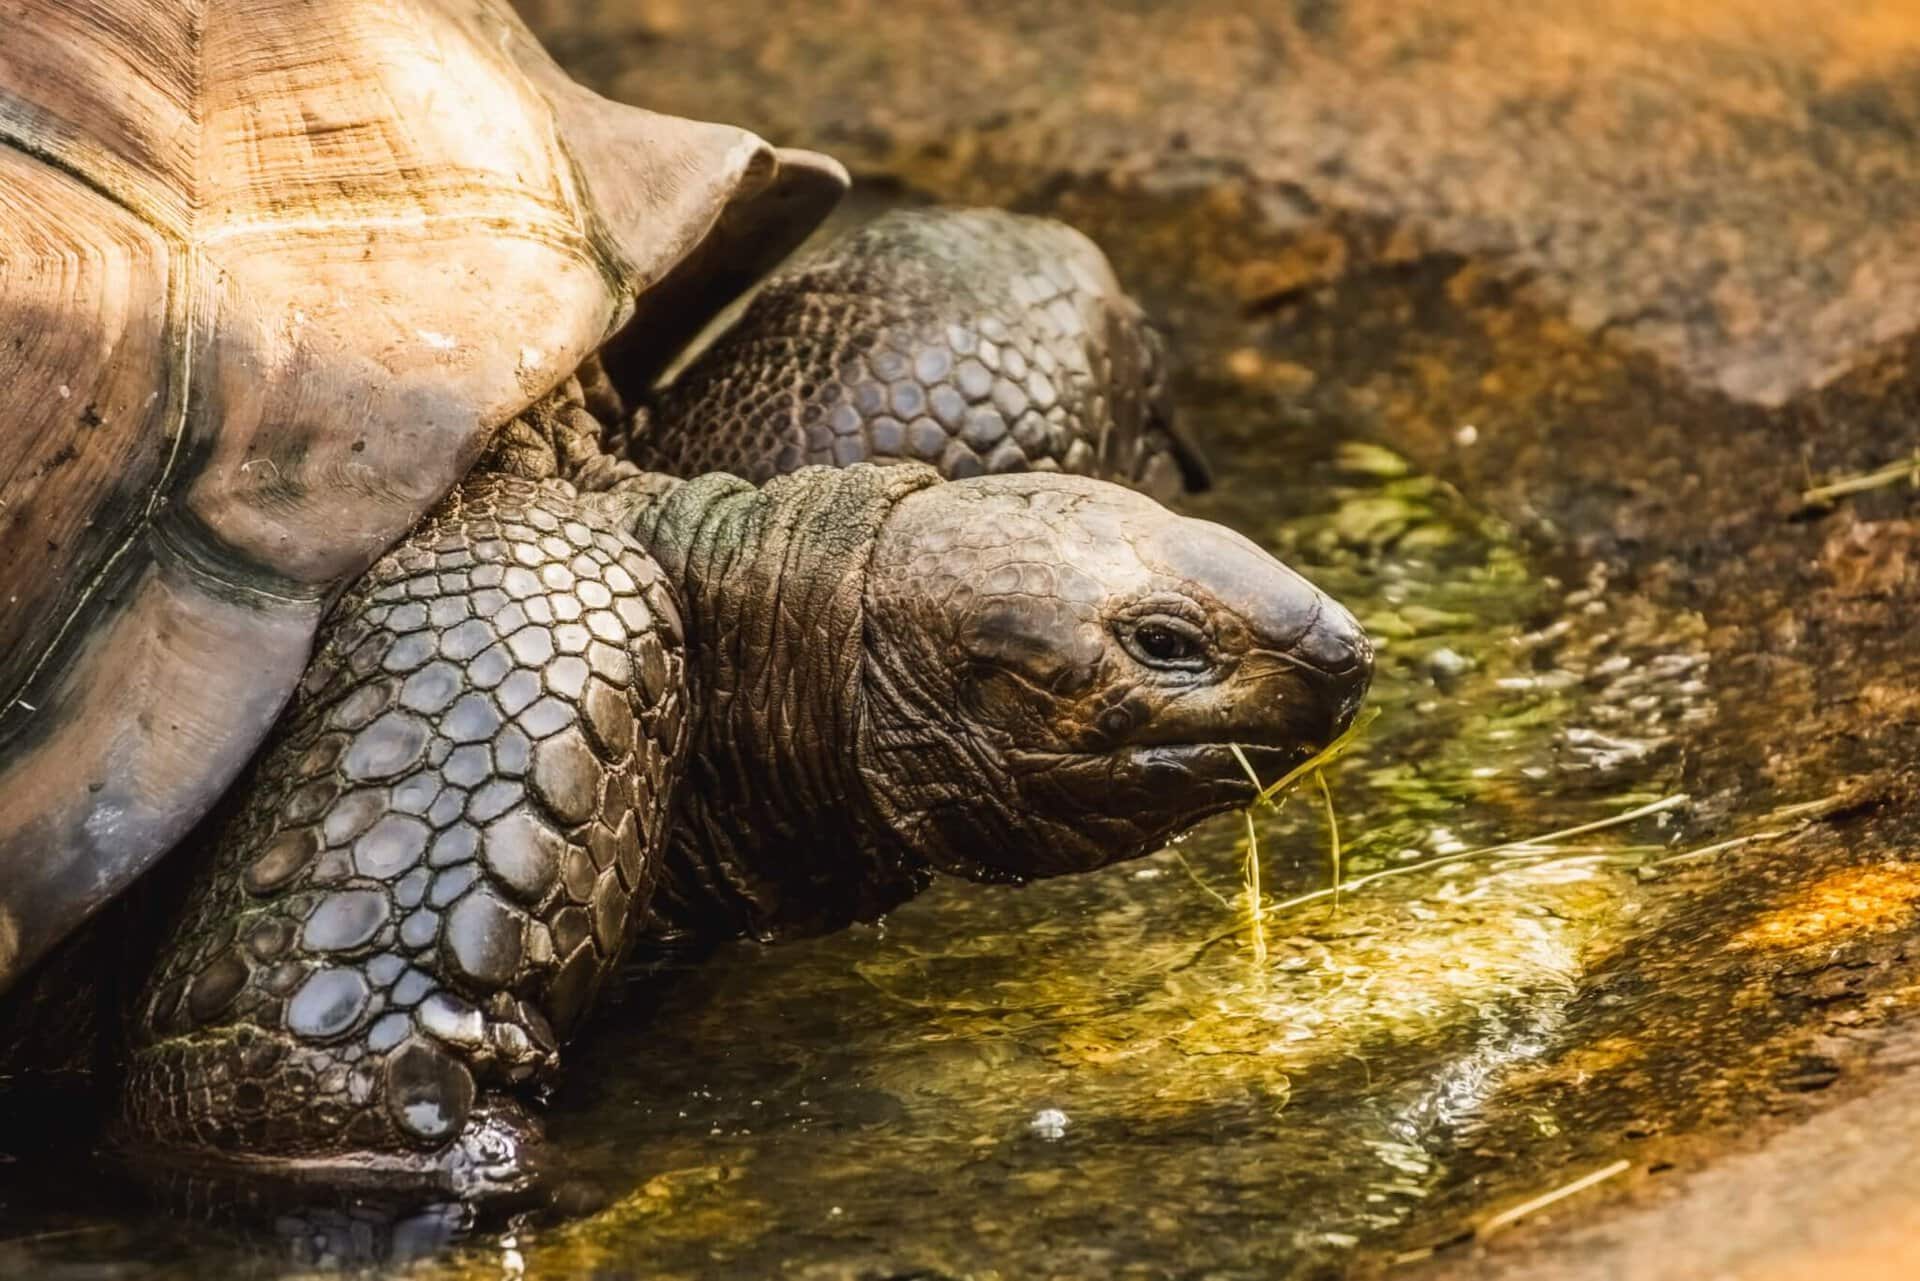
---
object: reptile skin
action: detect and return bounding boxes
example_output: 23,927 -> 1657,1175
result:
630,210 -> 1209,500
65,212 -> 1373,1195
127,474 -> 686,1185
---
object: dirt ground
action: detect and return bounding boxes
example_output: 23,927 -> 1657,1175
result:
516,3 -> 1920,1274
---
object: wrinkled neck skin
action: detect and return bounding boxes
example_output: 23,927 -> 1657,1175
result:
624,464 -> 945,943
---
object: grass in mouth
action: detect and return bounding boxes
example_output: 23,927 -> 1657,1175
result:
1229,710 -> 1376,964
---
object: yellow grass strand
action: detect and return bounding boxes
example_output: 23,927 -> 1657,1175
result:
1243,809 -> 1267,966
1801,450 -> 1920,506
1649,829 -> 1787,867
1230,720 -> 1376,952
1314,769 -> 1342,914
1475,1159 -> 1631,1240
1251,709 -> 1378,807
1256,794 -> 1690,919
1428,793 -> 1690,862
1229,742 -> 1285,813
1173,850 -> 1236,911
1229,742 -> 1285,965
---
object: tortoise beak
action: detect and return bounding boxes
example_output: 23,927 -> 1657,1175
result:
1221,598 -> 1372,786
1292,594 -> 1374,740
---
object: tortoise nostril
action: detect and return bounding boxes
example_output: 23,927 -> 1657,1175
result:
1296,599 -> 1371,676
1297,600 -> 1373,737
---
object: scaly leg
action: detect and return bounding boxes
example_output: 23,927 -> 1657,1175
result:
123,473 -> 685,1194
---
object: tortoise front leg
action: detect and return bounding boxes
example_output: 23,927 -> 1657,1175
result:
123,474 -> 686,1193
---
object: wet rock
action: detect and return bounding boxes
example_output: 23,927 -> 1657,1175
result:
522,0 -> 1920,410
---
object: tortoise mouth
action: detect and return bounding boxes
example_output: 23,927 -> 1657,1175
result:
1114,667 -> 1363,791
966,737 -> 1326,881
1001,735 -> 1330,819
1121,739 -> 1323,801
1010,685 -> 1356,799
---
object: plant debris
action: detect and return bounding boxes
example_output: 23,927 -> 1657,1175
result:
1251,794 -> 1690,924
1800,450 -> 1920,508
1473,1157 -> 1632,1239
1231,710 -> 1377,962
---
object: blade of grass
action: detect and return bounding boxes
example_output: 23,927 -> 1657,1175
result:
1172,850 -> 1236,910
1315,769 -> 1342,915
1229,742 -> 1285,814
1254,794 -> 1690,918
1230,715 -> 1377,946
1475,1158 -> 1631,1240
1248,708 -> 1379,807
1243,809 -> 1268,966
1801,450 -> 1920,506
1427,793 -> 1690,862
1649,828 -> 1786,866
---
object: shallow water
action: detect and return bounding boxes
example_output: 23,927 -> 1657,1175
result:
482,391 -> 1711,1281
0,288 -> 1769,1278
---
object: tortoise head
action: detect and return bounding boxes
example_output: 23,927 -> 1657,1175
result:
859,474 -> 1371,880
630,464 -> 1368,938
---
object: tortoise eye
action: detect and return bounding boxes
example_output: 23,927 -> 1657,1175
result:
1121,616 -> 1209,669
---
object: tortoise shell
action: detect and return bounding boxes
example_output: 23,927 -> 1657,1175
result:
0,0 -> 845,992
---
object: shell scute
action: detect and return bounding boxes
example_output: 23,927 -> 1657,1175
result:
0,0 -> 846,992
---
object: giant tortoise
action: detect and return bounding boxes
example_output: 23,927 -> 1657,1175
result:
0,0 -> 1371,1193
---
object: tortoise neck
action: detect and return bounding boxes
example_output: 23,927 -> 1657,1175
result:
623,465 -> 944,942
